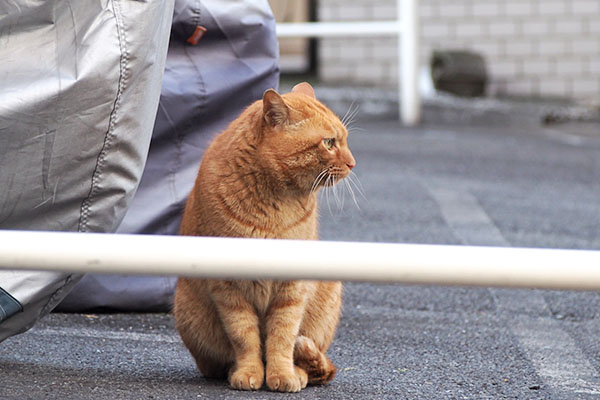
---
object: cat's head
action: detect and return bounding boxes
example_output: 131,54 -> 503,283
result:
258,82 -> 356,195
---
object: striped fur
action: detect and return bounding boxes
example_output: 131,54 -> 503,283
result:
174,83 -> 355,392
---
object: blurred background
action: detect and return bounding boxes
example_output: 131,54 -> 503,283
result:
270,0 -> 599,107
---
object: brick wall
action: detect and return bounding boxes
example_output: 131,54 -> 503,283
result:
317,0 -> 600,100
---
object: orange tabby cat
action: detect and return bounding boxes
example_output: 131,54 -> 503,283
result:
174,82 -> 356,392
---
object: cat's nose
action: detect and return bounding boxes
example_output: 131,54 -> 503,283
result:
346,152 -> 356,171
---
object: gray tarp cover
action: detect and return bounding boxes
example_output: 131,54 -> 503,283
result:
0,0 -> 279,340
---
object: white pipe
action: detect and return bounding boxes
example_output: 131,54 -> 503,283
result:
275,21 -> 402,38
1,230 -> 600,291
400,0 -> 421,126
275,2 -> 421,126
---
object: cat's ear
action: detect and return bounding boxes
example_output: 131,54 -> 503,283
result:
292,82 -> 315,99
263,89 -> 289,126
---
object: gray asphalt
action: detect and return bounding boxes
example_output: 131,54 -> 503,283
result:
2,114 -> 600,399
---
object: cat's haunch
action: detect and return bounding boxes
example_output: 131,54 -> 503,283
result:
174,82 -> 355,392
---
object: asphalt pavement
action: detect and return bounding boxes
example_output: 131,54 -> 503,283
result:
2,103 -> 600,399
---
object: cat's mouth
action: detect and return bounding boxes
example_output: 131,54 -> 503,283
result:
310,167 -> 348,192
311,164 -> 362,209
324,168 -> 350,185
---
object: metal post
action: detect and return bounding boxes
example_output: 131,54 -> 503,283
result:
400,0 -> 421,126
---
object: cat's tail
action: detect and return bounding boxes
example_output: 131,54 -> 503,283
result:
293,335 -> 337,385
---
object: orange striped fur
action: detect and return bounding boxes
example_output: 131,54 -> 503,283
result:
174,83 -> 355,392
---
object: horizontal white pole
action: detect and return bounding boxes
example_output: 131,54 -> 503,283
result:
276,21 -> 402,38
1,230 -> 600,291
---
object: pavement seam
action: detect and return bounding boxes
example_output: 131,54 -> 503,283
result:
424,180 -> 600,397
29,326 -> 180,344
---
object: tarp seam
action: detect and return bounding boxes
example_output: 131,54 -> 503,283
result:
78,0 -> 129,232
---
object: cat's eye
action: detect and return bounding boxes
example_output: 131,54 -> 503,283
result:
323,138 -> 335,150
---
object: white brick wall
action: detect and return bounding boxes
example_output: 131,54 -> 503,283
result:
317,0 -> 600,100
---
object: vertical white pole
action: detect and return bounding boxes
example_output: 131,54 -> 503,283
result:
400,0 -> 421,125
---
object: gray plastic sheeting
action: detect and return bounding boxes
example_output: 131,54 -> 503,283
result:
0,0 -> 175,341
57,0 -> 280,312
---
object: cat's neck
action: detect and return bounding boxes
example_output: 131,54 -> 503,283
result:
223,155 -> 316,213
214,145 -> 317,238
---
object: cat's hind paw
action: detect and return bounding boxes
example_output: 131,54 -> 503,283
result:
294,336 -> 337,385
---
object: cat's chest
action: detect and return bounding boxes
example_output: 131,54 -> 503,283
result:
237,280 -> 313,316
239,280 -> 276,315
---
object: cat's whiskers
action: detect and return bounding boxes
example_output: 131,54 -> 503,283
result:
323,175 -> 334,215
331,175 -> 337,202
340,101 -> 356,127
342,103 -> 360,130
310,168 -> 330,193
347,126 -> 365,134
339,177 -> 347,212
343,177 -> 360,210
334,176 -> 345,211
319,172 -> 349,215
331,175 -> 339,209
325,171 -> 365,212
346,171 -> 367,202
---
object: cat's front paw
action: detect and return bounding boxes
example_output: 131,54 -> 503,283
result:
229,364 -> 264,391
266,366 -> 308,392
